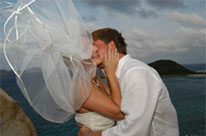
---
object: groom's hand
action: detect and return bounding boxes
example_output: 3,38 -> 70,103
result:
77,124 -> 91,136
77,123 -> 102,136
87,131 -> 102,136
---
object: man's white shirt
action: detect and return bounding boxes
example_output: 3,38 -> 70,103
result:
102,54 -> 179,136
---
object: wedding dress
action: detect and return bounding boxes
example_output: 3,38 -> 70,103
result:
75,112 -> 115,131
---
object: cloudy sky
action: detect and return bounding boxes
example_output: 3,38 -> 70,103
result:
73,0 -> 205,65
0,0 -> 205,69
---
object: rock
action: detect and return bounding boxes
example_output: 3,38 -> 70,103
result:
0,88 -> 37,136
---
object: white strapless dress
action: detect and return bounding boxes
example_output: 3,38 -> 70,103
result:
75,112 -> 115,131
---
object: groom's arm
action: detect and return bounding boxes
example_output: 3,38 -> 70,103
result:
102,69 -> 162,135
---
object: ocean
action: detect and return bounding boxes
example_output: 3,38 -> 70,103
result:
0,64 -> 205,136
183,63 -> 206,72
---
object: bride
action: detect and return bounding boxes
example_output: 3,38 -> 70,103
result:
75,44 -> 124,132
2,0 -> 124,134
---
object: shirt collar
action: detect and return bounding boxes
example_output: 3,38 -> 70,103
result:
116,54 -> 131,78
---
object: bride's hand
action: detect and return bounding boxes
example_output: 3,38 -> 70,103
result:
104,45 -> 119,76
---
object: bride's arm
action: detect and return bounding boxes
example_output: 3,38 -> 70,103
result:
82,85 -> 123,120
81,46 -> 123,120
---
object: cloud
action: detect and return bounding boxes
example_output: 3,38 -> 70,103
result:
123,11 -> 205,63
83,0 -> 141,14
124,28 -> 187,58
165,12 -> 206,48
175,27 -> 205,47
79,0 -> 160,20
82,15 -> 97,22
146,0 -> 186,9
137,8 -> 158,18
166,11 -> 206,28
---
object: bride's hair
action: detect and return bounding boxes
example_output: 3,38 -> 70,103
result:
92,28 -> 127,54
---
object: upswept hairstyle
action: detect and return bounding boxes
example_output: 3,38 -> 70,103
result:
92,28 -> 127,54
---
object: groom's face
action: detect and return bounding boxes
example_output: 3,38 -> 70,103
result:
92,40 -> 109,68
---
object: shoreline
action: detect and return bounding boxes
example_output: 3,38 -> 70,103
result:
1,70 -> 205,77
161,73 -> 206,77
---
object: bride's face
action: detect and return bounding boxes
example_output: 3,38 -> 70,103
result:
91,44 -> 100,65
92,40 -> 108,68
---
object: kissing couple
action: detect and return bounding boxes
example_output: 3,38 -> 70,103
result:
2,0 -> 179,135
75,28 -> 179,136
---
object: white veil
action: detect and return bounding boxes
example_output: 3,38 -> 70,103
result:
2,0 -> 96,123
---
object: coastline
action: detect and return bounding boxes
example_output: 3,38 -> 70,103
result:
161,72 -> 206,77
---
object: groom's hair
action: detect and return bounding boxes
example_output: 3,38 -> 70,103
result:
92,28 -> 127,54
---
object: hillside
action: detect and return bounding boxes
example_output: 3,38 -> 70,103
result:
0,69 -> 13,74
148,60 -> 197,76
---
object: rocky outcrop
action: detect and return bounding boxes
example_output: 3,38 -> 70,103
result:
0,88 -> 37,136
148,60 -> 196,76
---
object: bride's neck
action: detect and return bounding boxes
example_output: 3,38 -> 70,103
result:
91,74 -> 97,81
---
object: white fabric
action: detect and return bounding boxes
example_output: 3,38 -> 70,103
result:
75,112 -> 115,132
102,54 -> 179,136
2,0 -> 95,123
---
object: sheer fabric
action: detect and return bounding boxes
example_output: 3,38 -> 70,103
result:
2,0 -> 95,123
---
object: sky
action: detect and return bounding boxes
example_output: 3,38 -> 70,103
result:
0,0 -> 205,70
73,0 -> 206,65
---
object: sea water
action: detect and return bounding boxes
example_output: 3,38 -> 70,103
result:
0,72 -> 205,136
163,75 -> 205,136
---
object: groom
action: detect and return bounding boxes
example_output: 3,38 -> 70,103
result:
78,28 -> 179,136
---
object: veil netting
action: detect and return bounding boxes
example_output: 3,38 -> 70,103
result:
2,0 -> 96,123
